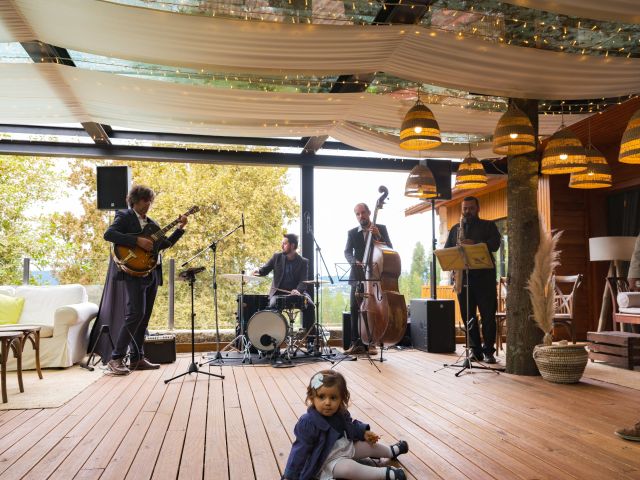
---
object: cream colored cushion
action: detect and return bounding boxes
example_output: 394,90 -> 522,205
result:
15,284 -> 87,326
617,292 -> 640,308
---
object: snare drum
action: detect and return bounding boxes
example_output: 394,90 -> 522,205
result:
275,294 -> 308,311
246,310 -> 288,352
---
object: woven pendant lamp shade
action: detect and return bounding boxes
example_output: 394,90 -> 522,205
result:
399,100 -> 441,151
569,146 -> 612,189
619,108 -> 640,164
541,128 -> 587,174
405,164 -> 437,199
455,153 -> 487,190
492,104 -> 536,155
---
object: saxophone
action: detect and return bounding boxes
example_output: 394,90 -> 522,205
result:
453,215 -> 465,294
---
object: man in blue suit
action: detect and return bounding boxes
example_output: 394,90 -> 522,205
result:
103,185 -> 187,375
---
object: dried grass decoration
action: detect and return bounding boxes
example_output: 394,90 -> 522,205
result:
527,221 -> 562,346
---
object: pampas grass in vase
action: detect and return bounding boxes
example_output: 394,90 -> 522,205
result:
527,220 -> 562,346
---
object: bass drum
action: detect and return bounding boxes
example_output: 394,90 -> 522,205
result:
247,310 -> 288,352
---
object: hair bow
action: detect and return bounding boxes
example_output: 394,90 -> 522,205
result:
310,373 -> 323,390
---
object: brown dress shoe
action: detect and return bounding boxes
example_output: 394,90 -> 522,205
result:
367,344 -> 378,356
615,421 -> 640,441
107,358 -> 130,376
344,344 -> 366,355
129,357 -> 160,370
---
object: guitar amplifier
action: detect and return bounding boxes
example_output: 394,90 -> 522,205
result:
410,299 -> 456,353
144,334 -> 176,364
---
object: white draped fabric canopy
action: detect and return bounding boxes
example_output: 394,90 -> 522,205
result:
1,0 -> 639,100
0,63 -> 587,159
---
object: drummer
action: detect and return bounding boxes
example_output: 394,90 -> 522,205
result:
253,233 -> 312,312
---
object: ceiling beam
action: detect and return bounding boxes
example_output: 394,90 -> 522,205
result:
0,140 -> 419,171
301,0 -> 434,154
0,124 -> 359,150
19,41 -> 113,146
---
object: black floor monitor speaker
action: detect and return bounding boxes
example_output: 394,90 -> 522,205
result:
143,334 -> 176,364
97,166 -> 130,210
410,299 -> 455,352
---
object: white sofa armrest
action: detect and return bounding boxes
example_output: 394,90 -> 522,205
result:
53,302 -> 99,337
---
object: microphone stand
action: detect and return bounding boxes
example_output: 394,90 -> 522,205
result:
181,219 -> 244,366
306,221 -> 335,361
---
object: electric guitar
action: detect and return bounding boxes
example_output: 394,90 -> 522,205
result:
112,205 -> 199,277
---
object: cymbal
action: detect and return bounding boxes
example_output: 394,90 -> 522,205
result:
302,279 -> 330,285
220,273 -> 262,282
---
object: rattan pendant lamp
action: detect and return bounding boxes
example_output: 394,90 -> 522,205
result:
569,121 -> 612,189
399,92 -> 441,151
404,163 -> 437,199
492,103 -> 536,155
455,143 -> 488,190
541,108 -> 587,174
619,108 -> 640,164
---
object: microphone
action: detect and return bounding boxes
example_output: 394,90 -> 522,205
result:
241,213 -> 245,235
461,215 -> 469,239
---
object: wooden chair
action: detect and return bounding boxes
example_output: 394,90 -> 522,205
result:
606,277 -> 640,329
495,277 -> 507,352
552,274 -> 583,343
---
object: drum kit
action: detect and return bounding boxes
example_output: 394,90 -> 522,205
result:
219,273 -> 325,364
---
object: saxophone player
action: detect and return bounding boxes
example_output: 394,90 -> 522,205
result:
444,196 -> 501,364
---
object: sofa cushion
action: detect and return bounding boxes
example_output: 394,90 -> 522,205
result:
0,286 -> 15,297
0,295 -> 25,324
618,292 -> 640,308
15,284 -> 87,326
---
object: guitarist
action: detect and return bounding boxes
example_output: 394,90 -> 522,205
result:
103,185 -> 187,376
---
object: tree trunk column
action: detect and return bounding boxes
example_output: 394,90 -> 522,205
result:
506,98 -> 543,375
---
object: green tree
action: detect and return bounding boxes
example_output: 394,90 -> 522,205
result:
410,242 -> 427,280
49,159 -> 298,330
0,155 -> 62,284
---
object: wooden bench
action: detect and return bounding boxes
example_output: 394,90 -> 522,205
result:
587,331 -> 640,370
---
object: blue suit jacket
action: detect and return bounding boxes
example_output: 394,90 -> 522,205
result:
283,407 -> 369,480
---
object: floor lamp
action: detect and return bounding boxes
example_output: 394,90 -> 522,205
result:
588,236 -> 637,331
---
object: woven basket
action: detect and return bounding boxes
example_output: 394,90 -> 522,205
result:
533,344 -> 588,384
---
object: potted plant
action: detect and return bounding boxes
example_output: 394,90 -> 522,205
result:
529,221 -> 588,383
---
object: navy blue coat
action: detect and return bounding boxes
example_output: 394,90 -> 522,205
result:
283,407 -> 369,480
258,252 -> 309,297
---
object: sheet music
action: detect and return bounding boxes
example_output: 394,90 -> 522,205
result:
434,243 -> 493,271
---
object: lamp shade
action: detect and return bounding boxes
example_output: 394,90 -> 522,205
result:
492,104 -> 536,155
588,236 -> 637,261
455,153 -> 487,189
541,128 -> 587,174
569,146 -> 612,189
405,164 -> 437,199
619,108 -> 640,164
399,100 -> 441,151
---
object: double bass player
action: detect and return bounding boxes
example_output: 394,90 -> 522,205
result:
344,202 -> 392,355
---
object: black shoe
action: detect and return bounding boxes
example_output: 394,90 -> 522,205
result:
386,466 -> 406,480
471,352 -> 483,362
484,353 -> 497,364
390,440 -> 409,460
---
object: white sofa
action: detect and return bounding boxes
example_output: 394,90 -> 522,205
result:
0,284 -> 98,370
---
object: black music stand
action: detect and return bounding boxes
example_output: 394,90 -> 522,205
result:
434,243 -> 503,376
165,267 -> 224,383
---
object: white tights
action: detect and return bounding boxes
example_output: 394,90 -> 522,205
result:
332,441 -> 395,480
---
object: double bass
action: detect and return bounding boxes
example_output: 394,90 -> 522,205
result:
358,186 -> 408,347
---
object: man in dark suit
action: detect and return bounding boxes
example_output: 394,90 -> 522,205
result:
344,203 -> 392,355
444,196 -> 501,365
103,185 -> 187,375
254,233 -> 312,328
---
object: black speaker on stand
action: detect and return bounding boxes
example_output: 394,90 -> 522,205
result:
410,299 -> 455,352
97,166 -> 131,210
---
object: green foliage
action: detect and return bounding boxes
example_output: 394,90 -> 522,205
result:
410,241 -> 427,279
0,155 -> 61,284
48,159 -> 298,330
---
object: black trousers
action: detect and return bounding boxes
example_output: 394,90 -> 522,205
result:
349,284 -> 363,345
112,274 -> 158,361
456,273 -> 497,357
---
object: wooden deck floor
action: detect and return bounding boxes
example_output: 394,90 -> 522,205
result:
0,349 -> 638,480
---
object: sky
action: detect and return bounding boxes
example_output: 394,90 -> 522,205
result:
284,167 -> 434,278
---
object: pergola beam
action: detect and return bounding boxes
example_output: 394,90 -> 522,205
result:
19,41 -> 113,146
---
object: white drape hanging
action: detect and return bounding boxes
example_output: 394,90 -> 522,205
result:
1,0 -> 639,100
